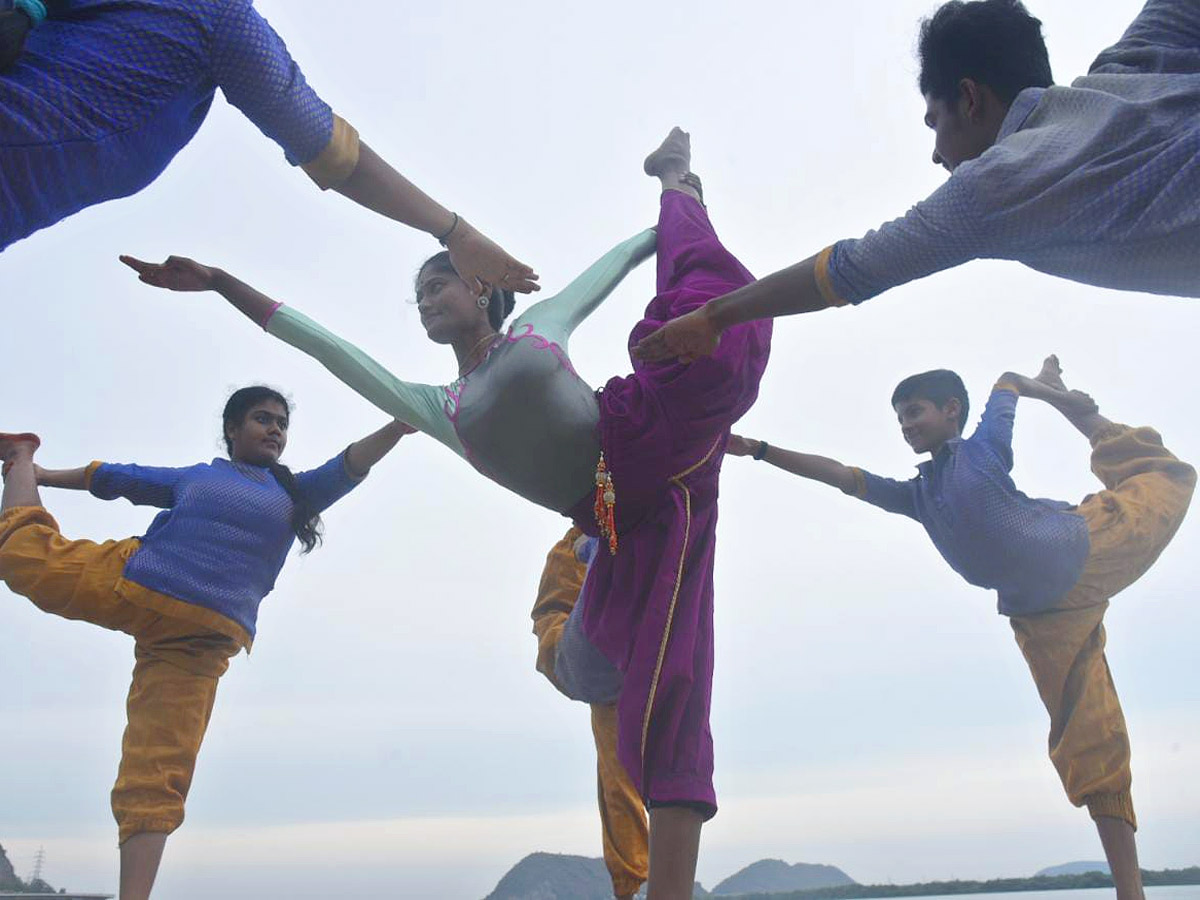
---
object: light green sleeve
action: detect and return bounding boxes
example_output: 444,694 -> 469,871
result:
266,305 -> 465,457
513,229 -> 656,347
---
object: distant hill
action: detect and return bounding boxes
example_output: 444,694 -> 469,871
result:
0,843 -> 57,894
0,844 -> 20,891
484,853 -> 613,900
712,860 -> 856,895
1036,861 -> 1111,877
484,853 -> 709,900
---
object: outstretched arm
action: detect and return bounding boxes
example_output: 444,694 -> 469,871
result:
207,1 -> 538,296
727,433 -> 857,493
729,433 -> 919,519
34,466 -> 91,491
632,252 -> 832,363
120,256 -> 463,455
333,144 -> 539,295
634,176 -> 990,363
516,229 -> 656,345
344,419 -> 416,478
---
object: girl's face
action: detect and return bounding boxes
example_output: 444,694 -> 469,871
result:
416,263 -> 488,344
227,400 -> 289,466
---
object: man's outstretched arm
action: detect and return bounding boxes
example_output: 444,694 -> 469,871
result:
634,253 -> 832,363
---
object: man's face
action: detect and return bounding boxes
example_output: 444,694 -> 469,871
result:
923,88 -> 994,173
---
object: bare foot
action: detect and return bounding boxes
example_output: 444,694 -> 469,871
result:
0,432 -> 41,478
644,127 -> 691,177
1034,354 -> 1067,391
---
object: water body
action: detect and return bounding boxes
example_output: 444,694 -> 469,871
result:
857,888 -> 1199,900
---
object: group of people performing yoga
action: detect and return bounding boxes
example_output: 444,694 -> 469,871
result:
1,0 -> 1197,898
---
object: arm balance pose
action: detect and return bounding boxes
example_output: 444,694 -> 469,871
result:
0,391 -> 410,900
0,0 -> 536,293
125,129 -> 772,900
728,357 -> 1195,900
635,0 -> 1200,364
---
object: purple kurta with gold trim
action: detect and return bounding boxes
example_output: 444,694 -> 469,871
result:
568,191 -> 772,816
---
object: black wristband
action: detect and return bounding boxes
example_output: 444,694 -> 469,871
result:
435,212 -> 460,246
753,440 -> 769,461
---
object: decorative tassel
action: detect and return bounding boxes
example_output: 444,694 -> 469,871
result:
594,453 -> 618,555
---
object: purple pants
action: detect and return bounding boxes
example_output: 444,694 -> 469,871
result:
568,190 -> 772,817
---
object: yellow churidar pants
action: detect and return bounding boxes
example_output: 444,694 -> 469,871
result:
532,527 -> 649,899
1010,424 -> 1195,829
0,507 -> 242,844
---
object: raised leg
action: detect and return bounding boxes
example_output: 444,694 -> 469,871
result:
1027,355 -> 1114,440
644,127 -> 702,203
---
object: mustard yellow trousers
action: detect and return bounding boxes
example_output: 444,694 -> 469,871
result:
532,527 -> 649,899
0,507 -> 241,844
1010,424 -> 1195,829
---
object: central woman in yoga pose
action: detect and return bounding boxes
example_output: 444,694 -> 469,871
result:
123,129 -> 772,899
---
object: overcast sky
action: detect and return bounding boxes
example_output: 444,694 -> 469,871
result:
2,1 -> 1197,897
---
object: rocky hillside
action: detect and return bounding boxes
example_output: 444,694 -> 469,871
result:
485,852 -> 857,899
483,853 -> 708,899
711,859 -> 856,895
0,843 -> 20,890
0,843 -> 56,894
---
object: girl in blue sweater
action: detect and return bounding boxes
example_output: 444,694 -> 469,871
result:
0,386 -> 410,900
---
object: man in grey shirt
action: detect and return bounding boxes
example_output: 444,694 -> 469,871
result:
635,0 -> 1200,364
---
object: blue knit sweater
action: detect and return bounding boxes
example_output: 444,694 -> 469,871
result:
90,454 -> 360,638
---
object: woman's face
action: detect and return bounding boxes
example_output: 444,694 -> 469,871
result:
416,263 -> 488,344
227,400 -> 289,466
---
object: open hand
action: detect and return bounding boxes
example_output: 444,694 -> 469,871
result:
725,434 -> 758,457
632,306 -> 720,364
120,255 -> 215,292
445,221 -> 540,296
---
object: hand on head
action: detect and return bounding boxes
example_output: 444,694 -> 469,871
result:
633,306 -> 721,364
444,220 -> 539,297
120,255 -> 215,292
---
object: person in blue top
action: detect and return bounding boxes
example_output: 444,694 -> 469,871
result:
726,356 -> 1195,900
0,387 -> 412,900
0,0 -> 538,296
634,0 -> 1200,365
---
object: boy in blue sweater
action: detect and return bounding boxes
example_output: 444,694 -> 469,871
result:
729,356 -> 1194,900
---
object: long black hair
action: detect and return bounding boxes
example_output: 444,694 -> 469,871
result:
222,386 -> 323,554
417,251 -> 516,330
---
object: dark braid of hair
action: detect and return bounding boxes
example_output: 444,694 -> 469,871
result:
222,386 -> 323,554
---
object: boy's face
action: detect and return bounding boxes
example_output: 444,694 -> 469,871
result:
894,396 -> 961,454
